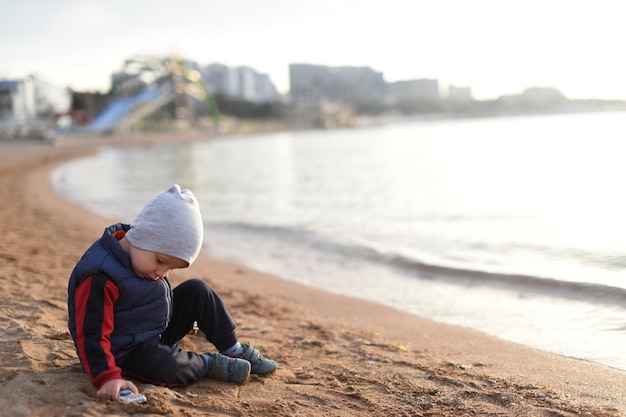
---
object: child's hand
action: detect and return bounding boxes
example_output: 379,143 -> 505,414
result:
97,379 -> 139,401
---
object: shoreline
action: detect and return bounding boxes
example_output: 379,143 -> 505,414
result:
1,134 -> 625,416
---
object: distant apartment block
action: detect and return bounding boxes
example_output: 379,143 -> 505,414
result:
386,79 -> 440,105
203,64 -> 278,103
289,63 -> 385,107
289,64 -> 333,106
447,85 -> 473,102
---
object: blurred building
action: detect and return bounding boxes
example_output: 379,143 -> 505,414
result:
289,63 -> 385,109
387,79 -> 440,102
496,87 -> 569,113
0,75 -> 71,139
386,79 -> 440,104
386,78 -> 441,114
447,84 -> 473,103
203,64 -> 278,103
520,87 -> 568,105
70,91 -> 111,126
289,64 -> 333,107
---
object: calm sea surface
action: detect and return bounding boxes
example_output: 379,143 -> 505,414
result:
52,111 -> 626,371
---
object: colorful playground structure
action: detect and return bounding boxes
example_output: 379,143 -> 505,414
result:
85,55 -> 220,135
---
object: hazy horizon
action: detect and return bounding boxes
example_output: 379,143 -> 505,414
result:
2,0 -> 625,101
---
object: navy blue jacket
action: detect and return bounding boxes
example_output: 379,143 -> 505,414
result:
67,223 -> 172,388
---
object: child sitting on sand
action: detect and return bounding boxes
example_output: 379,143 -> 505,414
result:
67,184 -> 277,401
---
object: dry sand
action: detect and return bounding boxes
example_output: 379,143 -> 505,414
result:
1,134 -> 626,416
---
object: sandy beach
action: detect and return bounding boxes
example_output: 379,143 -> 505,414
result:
1,134 -> 626,417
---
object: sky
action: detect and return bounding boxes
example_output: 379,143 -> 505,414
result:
1,0 -> 625,100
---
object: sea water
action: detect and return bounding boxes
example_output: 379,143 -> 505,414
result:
51,111 -> 626,371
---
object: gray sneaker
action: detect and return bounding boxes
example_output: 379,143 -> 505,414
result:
205,352 -> 251,384
237,343 -> 278,375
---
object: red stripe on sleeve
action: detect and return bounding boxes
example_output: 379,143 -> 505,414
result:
73,275 -> 122,387
74,276 -> 92,376
101,280 -> 119,370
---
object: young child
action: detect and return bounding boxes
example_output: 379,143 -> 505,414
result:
67,184 -> 277,401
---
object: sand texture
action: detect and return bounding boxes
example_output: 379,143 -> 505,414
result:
1,135 -> 625,416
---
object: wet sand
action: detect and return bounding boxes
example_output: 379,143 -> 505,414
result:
1,134 -> 625,416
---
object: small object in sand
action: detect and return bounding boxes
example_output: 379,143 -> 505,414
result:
186,391 -> 198,398
119,390 -> 147,404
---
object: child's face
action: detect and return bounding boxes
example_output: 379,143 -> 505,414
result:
128,244 -> 188,280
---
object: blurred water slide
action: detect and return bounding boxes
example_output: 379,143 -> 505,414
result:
85,83 -> 174,134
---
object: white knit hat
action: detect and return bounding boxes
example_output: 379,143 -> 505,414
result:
126,184 -> 204,265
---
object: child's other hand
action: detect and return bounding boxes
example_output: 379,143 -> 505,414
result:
97,378 -> 139,401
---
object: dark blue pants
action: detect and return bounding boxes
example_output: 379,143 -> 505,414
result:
120,279 -> 238,386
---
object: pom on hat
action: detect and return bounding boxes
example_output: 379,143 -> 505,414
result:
126,184 -> 204,265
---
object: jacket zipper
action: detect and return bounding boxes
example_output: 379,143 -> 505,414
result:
161,278 -> 172,328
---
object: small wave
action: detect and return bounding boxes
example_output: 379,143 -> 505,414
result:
386,253 -> 626,306
207,221 -> 626,307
